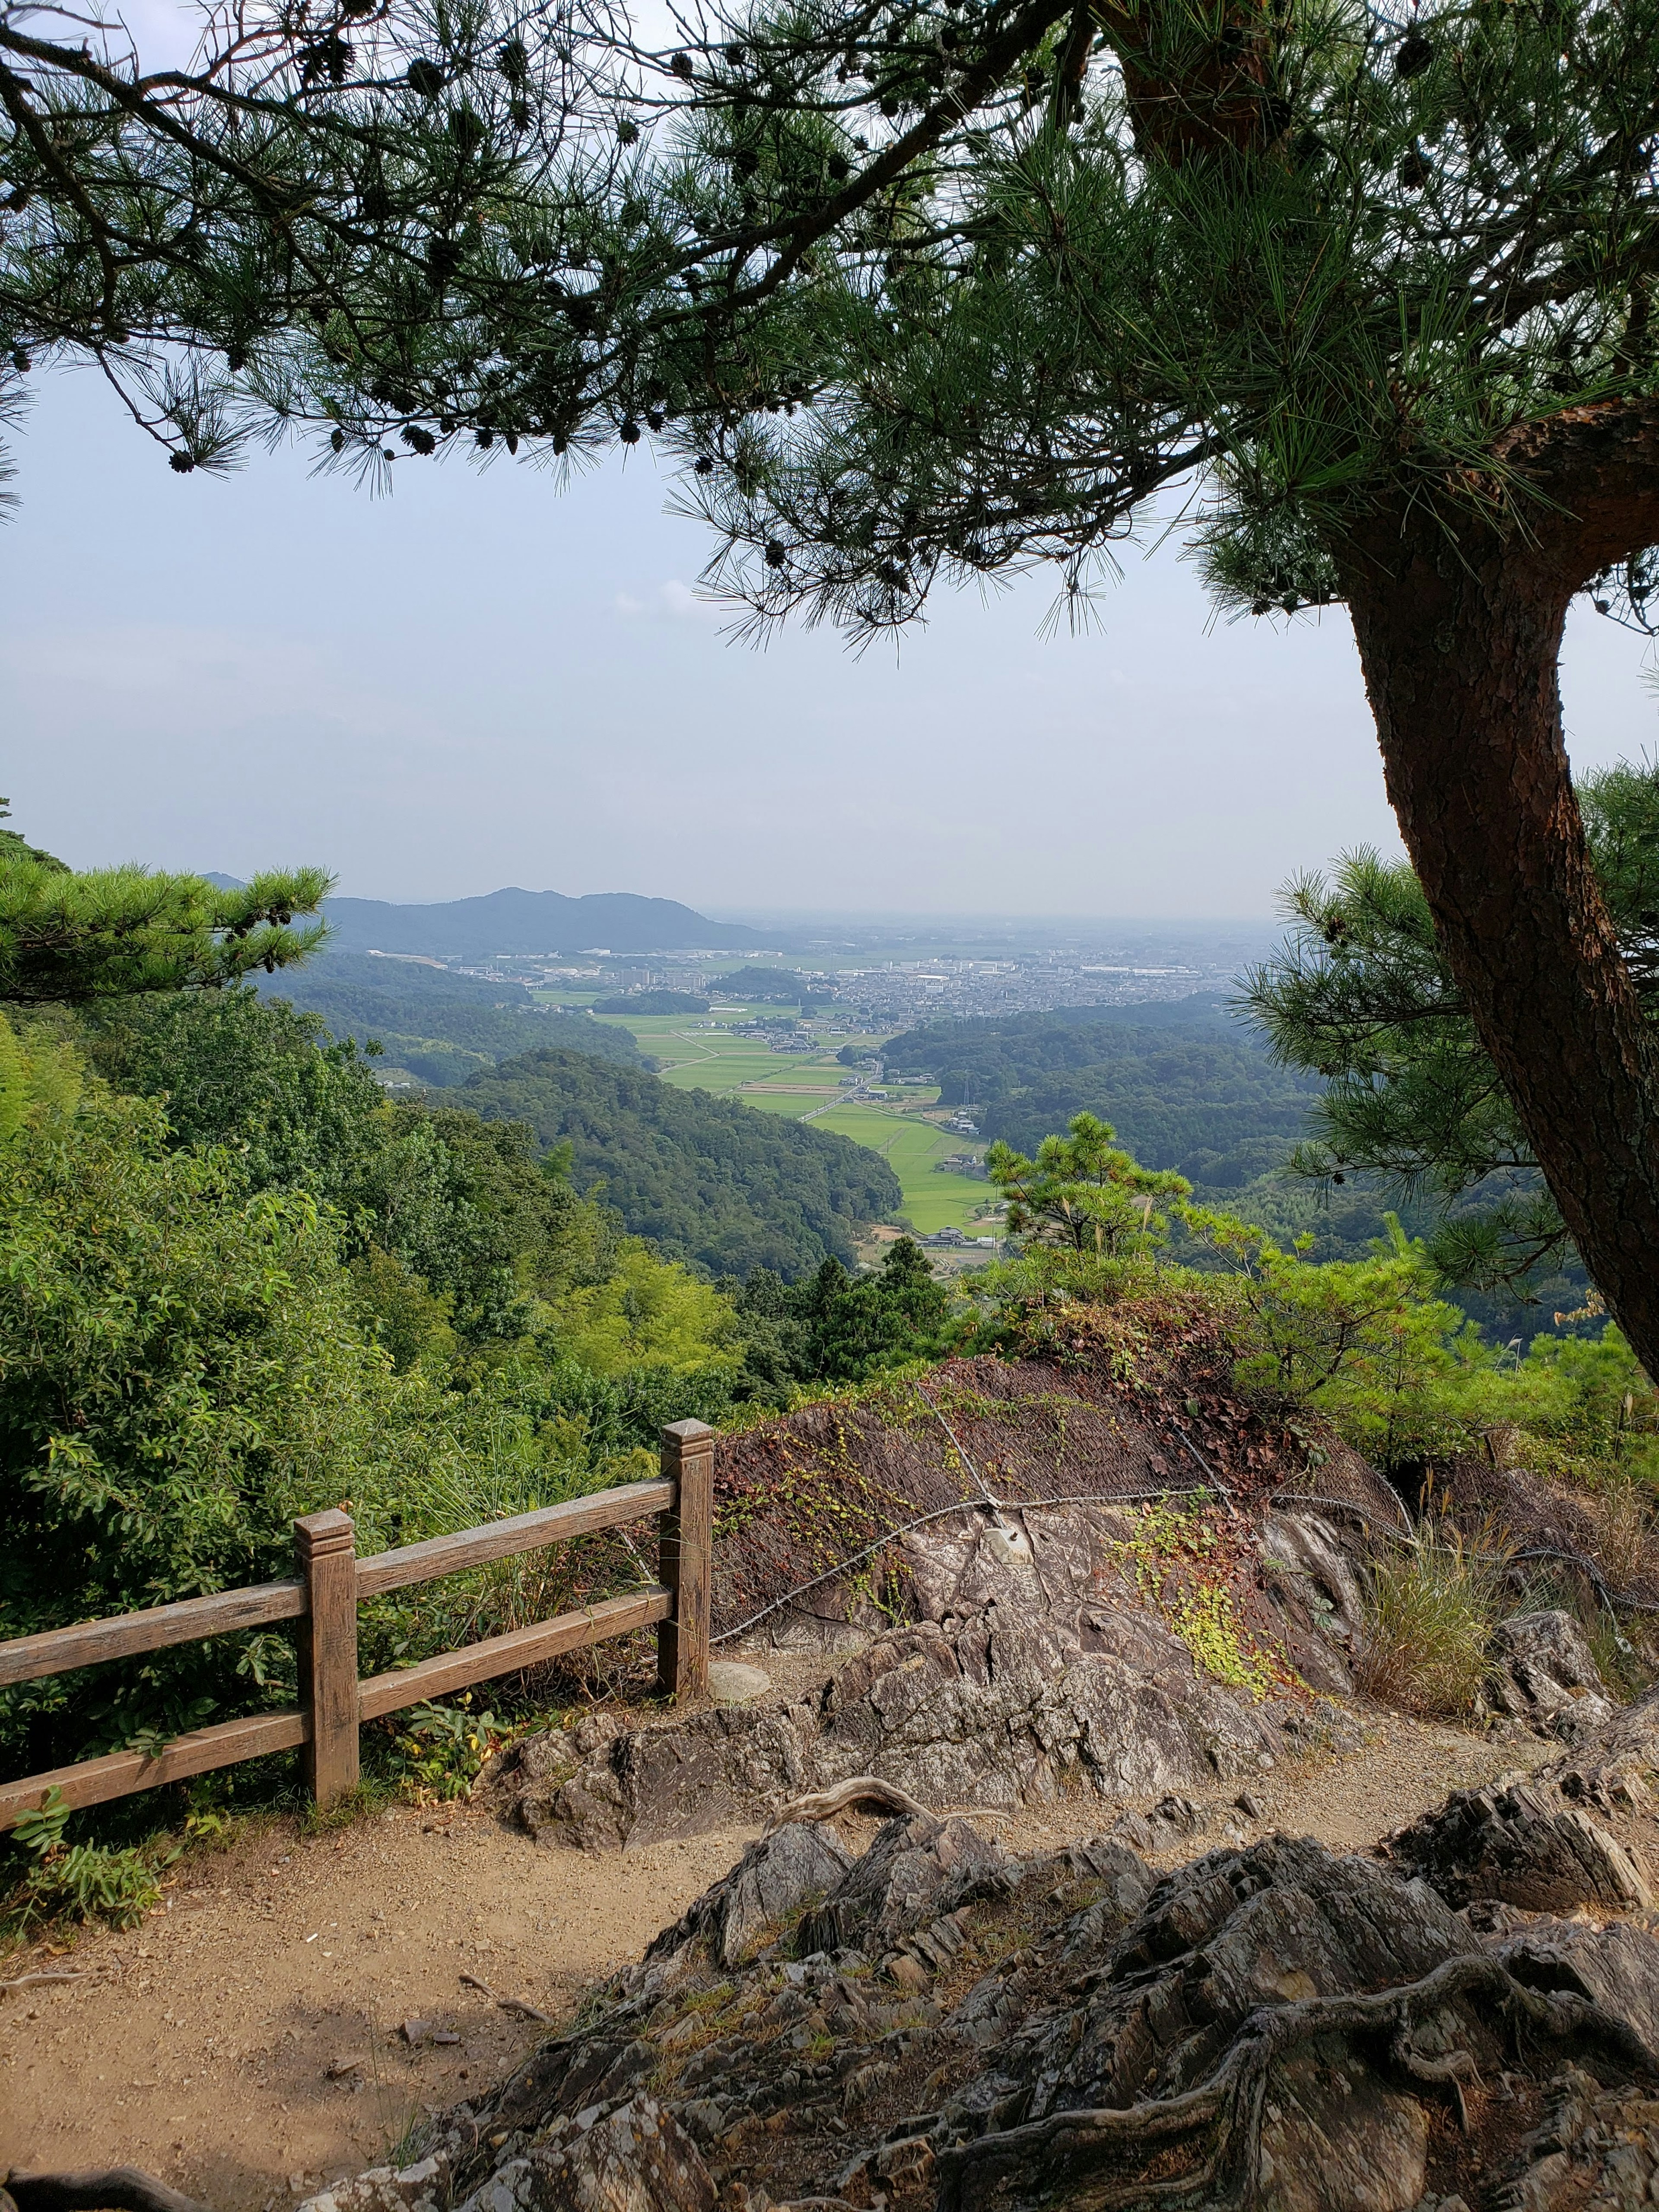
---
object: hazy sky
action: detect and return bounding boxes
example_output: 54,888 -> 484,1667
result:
6,361 -> 1657,916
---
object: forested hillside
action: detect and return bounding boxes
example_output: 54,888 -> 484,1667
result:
883,999 -> 1317,1191
457,1049 -> 903,1278
884,999 -> 1582,1334
257,951 -> 646,1086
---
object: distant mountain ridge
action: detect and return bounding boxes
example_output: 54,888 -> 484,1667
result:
253,947 -> 647,1087
317,887 -> 765,957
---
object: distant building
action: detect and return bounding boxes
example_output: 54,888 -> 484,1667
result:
937,1153 -> 988,1179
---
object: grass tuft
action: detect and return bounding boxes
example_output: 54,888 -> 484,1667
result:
1355,1520 -> 1506,1718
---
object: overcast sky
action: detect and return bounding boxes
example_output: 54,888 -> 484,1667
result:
6,360 -> 1656,917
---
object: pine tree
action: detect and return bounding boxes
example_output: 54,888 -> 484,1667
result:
0,0 -> 608,480
393,0 -> 1659,1379
0,804 -> 329,999
1245,760 -> 1659,1296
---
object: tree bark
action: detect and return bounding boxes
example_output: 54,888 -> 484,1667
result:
1338,415 -> 1659,1376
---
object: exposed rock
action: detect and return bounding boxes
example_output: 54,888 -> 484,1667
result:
1103,1791 -> 1211,1855
647,1823 -> 853,1970
1486,2066 -> 1659,2212
1389,1780 -> 1653,1913
368,1799 -> 1659,2212
1545,1676 -> 1659,1810
708,1662 -> 774,1705
1258,1509 -> 1368,1694
1483,1609 -> 1613,1735
454,2099 -> 715,2212
711,1347 -> 1409,1654
486,1508 -> 1355,1852
297,2155 -> 451,2212
1497,1918 -> 1659,2051
790,1812 -> 1004,1960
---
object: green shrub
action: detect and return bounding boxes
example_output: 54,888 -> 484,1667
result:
2,1788 -> 166,1934
0,1067 -> 671,1783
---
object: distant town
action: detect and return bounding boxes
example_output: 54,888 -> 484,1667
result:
370,923 -> 1267,1030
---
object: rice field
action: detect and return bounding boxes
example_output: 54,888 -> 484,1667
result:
545,1000 -> 995,1233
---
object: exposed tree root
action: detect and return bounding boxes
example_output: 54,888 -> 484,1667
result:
4,2172 -> 209,2212
767,1776 -> 933,1827
934,1954 -> 1659,2212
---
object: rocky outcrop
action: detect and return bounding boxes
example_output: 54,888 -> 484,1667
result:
1547,1675 -> 1659,1811
1482,1609 -> 1615,1735
486,1509 -> 1357,1852
301,2102 -> 716,2212
647,1822 -> 853,1970
1389,1778 -> 1653,1913
376,1811 -> 1659,2212
1477,2066 -> 1659,2212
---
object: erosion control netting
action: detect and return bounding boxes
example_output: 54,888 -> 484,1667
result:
710,1302 -> 1402,1645
1433,1452 -> 1659,1614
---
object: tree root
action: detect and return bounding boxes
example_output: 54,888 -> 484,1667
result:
933,1953 -> 1659,2212
768,1777 -> 933,1827
5,2171 -> 210,2212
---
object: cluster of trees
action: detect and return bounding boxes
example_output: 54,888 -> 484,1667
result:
973,1108 -> 1658,1484
261,950 -> 648,1087
879,995 -> 1592,1338
1243,760 -> 1659,1309
455,1048 -> 902,1278
13,0 -> 1659,1396
884,1002 -> 1317,1190
726,1239 -> 952,1390
0,979 -> 769,1780
711,971 -> 808,1004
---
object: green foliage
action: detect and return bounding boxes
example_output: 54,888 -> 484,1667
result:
1180,1197 -> 1659,1478
709,971 -> 806,1004
261,951 -> 647,1086
87,986 -> 389,1201
0,1012 -> 80,1141
1187,1210 -> 1482,1464
0,811 -> 329,1001
550,1239 -> 743,1377
1243,762 -> 1659,1295
378,1697 -> 512,1802
727,1236 -> 951,1388
987,1111 -> 1192,1258
882,1004 -> 1319,1191
667,0 -> 1659,641
5,1838 -> 165,1934
1111,1505 -> 1277,1697
86,988 -> 625,1349
0,1018 -> 742,1787
455,1048 -> 902,1279
2,1786 -> 168,1934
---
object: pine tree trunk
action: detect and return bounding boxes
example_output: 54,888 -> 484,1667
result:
1340,500 -> 1659,1376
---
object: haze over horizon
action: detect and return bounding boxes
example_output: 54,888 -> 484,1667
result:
8,364 -> 1657,918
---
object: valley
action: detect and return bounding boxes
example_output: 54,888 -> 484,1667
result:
544,999 -> 1001,1239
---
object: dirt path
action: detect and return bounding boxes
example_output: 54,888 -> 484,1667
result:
0,1710 -> 1544,2210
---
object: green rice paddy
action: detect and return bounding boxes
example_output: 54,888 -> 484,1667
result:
537,998 -> 995,1233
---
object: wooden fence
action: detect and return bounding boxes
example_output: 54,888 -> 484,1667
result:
0,1419 -> 714,1829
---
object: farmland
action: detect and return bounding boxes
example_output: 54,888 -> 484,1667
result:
537,996 -> 997,1235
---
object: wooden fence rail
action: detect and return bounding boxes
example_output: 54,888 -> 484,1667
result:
0,1419 -> 714,1830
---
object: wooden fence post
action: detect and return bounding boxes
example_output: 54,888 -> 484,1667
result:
294,1509 -> 359,1809
658,1421 -> 713,1702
